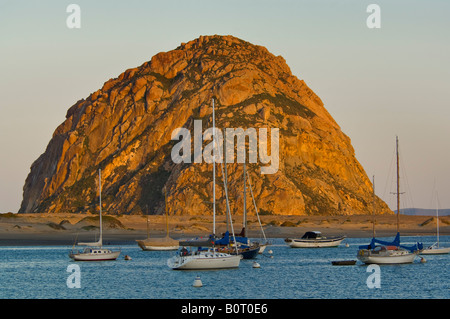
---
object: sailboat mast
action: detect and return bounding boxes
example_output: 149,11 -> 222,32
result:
243,160 -> 247,236
372,175 -> 375,238
216,124 -> 238,254
225,160 -> 229,231
247,170 -> 267,242
212,98 -> 216,237
165,189 -> 169,236
436,192 -> 440,247
396,136 -> 400,233
99,168 -> 102,245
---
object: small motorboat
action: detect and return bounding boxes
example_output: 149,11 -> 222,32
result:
285,231 -> 346,248
331,260 -> 356,266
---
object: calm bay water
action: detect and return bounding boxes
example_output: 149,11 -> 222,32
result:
0,236 -> 448,299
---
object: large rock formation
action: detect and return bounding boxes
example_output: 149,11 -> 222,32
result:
19,35 -> 391,216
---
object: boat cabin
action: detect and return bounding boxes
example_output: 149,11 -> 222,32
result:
372,245 -> 398,252
82,248 -> 112,254
301,231 -> 323,239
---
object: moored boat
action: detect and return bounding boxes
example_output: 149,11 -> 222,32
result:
69,247 -> 120,261
285,231 -> 346,248
356,137 -> 422,264
136,192 -> 179,251
421,192 -> 450,255
421,243 -> 450,255
215,230 -> 260,259
167,246 -> 241,270
69,169 -> 120,261
357,244 -> 416,264
167,98 -> 241,270
331,260 -> 357,266
137,236 -> 179,251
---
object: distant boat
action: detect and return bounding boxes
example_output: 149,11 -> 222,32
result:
421,192 -> 450,255
69,169 -> 121,261
136,192 -> 179,251
422,243 -> 450,255
167,245 -> 241,270
357,137 -> 422,264
167,98 -> 241,270
136,234 -> 179,251
285,231 -> 346,248
332,260 -> 356,266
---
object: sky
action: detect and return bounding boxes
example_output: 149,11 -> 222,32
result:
1,0 -> 449,213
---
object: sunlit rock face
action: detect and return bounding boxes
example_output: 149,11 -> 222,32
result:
20,35 -> 391,217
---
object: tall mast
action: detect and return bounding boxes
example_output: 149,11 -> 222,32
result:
216,120 -> 238,254
243,160 -> 247,237
372,175 -> 375,238
436,192 -> 440,247
224,145 -> 229,232
247,170 -> 267,243
165,189 -> 169,237
396,136 -> 400,233
212,98 -> 216,237
99,168 -> 103,246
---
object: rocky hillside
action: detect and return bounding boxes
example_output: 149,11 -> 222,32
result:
19,35 -> 391,217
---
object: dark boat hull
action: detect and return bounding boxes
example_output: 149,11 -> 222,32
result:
332,260 -> 356,266
238,246 -> 260,259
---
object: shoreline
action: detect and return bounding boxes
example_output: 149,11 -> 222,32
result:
0,213 -> 448,246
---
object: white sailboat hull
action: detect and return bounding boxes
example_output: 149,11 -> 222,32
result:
137,243 -> 179,251
168,252 -> 241,270
421,247 -> 450,255
357,249 -> 416,264
69,249 -> 120,261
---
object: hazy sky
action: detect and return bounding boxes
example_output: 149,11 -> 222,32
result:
1,0 -> 449,213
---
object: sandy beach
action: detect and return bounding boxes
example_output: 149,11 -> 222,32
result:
0,213 -> 448,246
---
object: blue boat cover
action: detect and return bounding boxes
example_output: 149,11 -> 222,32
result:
358,232 -> 423,252
215,231 -> 230,245
214,231 -> 249,246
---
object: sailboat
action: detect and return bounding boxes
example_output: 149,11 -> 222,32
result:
69,169 -> 121,261
167,98 -> 241,270
136,193 -> 179,251
421,192 -> 450,255
357,137 -> 422,264
285,231 -> 346,248
215,161 -> 260,259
